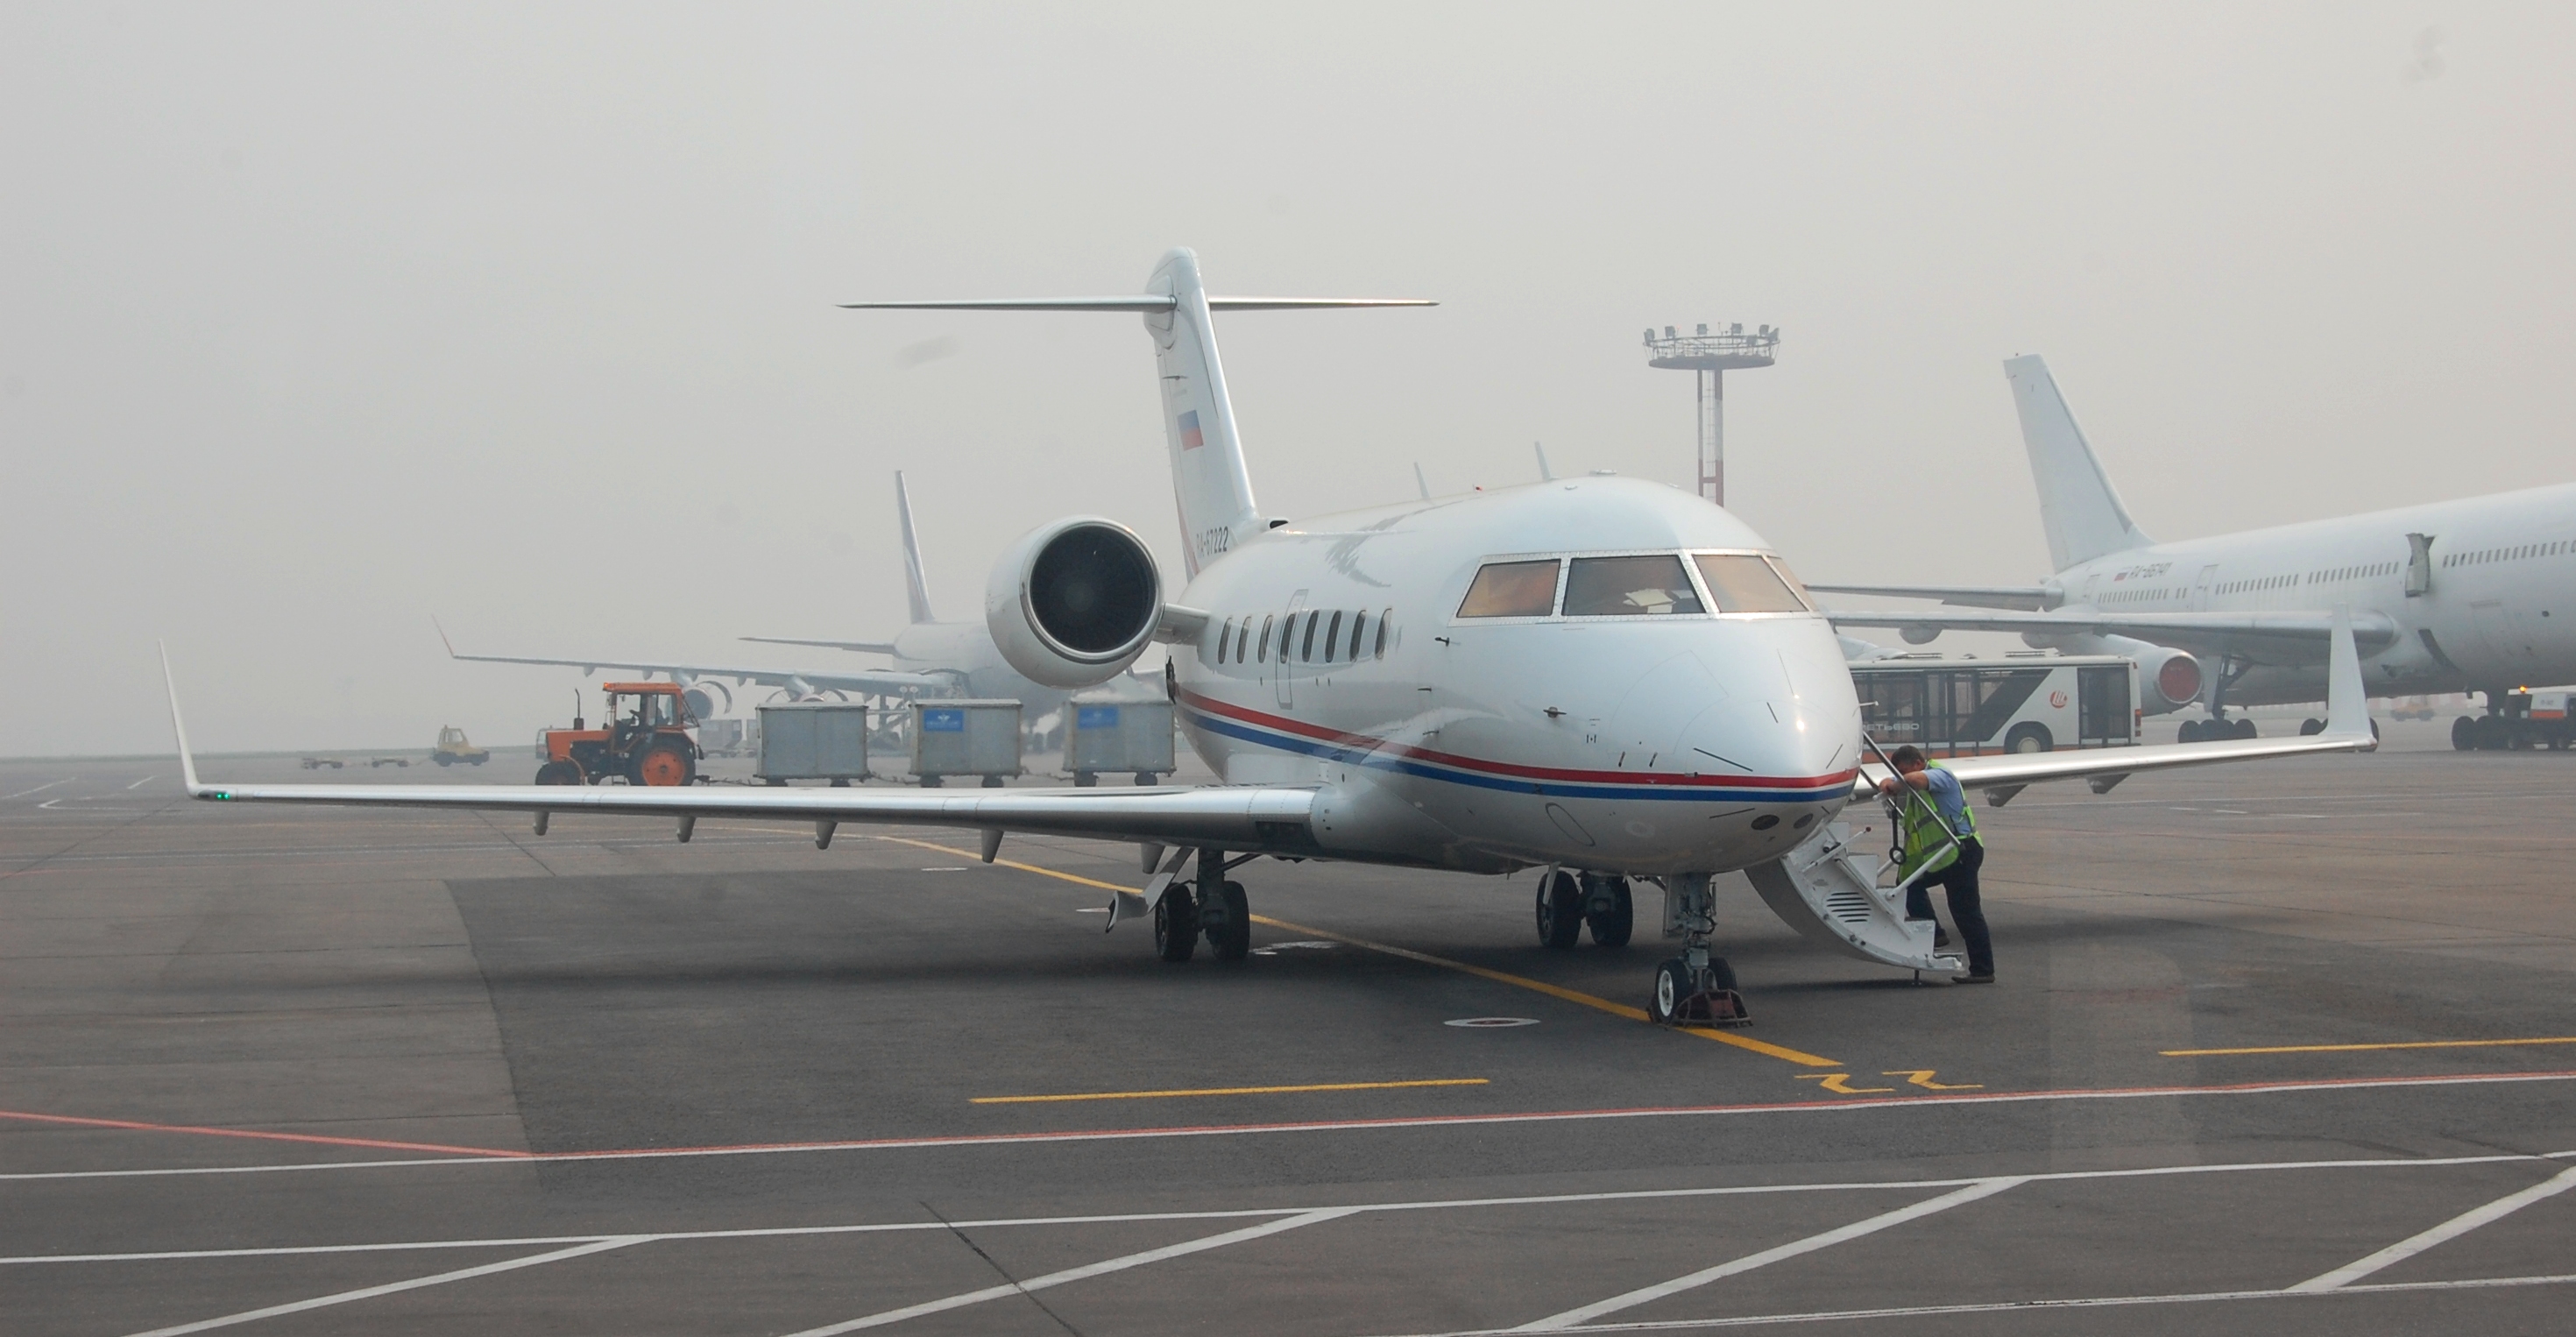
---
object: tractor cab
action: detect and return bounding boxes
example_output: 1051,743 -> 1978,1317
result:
534,683 -> 702,787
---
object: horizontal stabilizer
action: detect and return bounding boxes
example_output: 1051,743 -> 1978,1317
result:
840,295 -> 1433,312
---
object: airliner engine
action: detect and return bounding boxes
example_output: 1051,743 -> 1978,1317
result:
2102,634 -> 2203,715
985,517 -> 1163,689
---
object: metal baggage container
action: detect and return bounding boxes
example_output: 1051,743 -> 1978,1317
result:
1064,696 -> 1176,785
756,703 -> 868,785
910,699 -> 1023,787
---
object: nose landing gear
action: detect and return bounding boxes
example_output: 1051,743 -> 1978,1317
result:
1645,873 -> 1750,1027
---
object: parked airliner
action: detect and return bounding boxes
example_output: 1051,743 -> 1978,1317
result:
443,471 -> 1072,725
1818,356 -> 2576,744
167,251 -> 2374,1020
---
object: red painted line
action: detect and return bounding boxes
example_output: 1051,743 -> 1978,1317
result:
0,1107 -> 529,1159
21,1070 -> 2572,1178
1172,686 -> 1858,790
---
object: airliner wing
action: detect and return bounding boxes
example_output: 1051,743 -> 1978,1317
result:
1850,608 -> 2379,803
1822,608 -> 2399,663
1806,584 -> 2056,611
442,645 -> 952,697
739,636 -> 904,655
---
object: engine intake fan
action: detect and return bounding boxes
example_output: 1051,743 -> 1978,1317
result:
987,517 -> 1164,689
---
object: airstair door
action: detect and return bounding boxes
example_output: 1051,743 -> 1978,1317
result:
1745,819 -> 1961,973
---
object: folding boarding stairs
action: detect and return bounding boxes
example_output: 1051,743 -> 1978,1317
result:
1742,735 -> 1966,975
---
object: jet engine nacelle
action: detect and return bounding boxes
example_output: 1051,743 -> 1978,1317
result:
984,516 -> 1164,690
2101,634 -> 2204,715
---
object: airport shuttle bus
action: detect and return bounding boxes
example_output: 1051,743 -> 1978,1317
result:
1853,654 -> 2139,756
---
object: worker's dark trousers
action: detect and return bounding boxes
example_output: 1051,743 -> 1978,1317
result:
1906,838 -> 1992,976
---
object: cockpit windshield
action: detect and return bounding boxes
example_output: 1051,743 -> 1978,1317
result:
1562,555 -> 1703,616
1457,560 -> 1560,618
1693,553 -> 1812,612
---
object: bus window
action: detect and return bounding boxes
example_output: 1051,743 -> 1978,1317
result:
1694,553 -> 1810,612
1562,555 -> 1704,616
1457,560 -> 1560,618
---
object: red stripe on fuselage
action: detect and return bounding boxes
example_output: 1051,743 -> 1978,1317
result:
1171,686 -> 1856,792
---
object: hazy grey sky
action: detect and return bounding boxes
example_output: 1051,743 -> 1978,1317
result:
6,4 -> 2570,754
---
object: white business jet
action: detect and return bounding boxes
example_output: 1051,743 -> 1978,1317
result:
166,251 -> 2375,1021
442,471 -> 1068,726
1817,356 -> 2576,745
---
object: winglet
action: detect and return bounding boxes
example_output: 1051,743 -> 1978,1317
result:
433,617 -> 458,659
2324,603 -> 2374,747
159,643 -> 212,797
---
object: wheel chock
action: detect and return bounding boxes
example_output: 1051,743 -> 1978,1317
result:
1671,987 -> 1752,1028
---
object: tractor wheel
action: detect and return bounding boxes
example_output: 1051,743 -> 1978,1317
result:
633,743 -> 695,787
535,760 -> 584,786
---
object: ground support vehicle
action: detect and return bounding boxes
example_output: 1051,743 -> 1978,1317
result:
367,756 -> 411,768
910,699 -> 1022,788
431,726 -> 490,766
299,757 -> 343,769
533,683 -> 702,786
1851,653 -> 2140,758
1065,696 -> 1175,787
2453,689 -> 2576,751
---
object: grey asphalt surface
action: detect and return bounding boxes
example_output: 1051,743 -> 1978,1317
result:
4,717 -> 2572,1335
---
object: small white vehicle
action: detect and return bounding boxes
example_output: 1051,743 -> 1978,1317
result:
1851,654 -> 2140,757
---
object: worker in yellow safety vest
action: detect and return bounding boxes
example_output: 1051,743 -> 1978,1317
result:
1879,744 -> 1994,984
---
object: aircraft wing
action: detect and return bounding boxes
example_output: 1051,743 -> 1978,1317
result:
1805,583 -> 2056,611
739,636 -> 903,655
437,626 -> 953,697
1821,607 -> 2399,664
1849,607 -> 2380,804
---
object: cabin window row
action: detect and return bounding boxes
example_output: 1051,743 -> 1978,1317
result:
2444,541 -> 2569,568
1454,551 -> 1813,620
2219,574 -> 2298,595
2303,562 -> 2398,583
1211,608 -> 1394,666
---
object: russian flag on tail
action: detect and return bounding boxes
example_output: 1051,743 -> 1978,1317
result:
1178,409 -> 1204,450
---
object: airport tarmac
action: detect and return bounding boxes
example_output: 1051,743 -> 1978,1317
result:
4,724 -> 2573,1335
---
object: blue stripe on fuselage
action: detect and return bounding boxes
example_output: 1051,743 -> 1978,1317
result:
1179,704 -> 1837,804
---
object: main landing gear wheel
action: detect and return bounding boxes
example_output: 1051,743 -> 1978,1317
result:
2177,719 -> 2203,744
1535,870 -> 1583,949
534,760 -> 583,786
1582,874 -> 1633,948
1200,880 -> 1250,961
1154,891 -> 1200,963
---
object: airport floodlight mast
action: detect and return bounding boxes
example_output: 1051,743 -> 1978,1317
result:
1645,322 -> 1779,506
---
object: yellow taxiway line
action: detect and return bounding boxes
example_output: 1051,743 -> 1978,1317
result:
973,1079 -> 1488,1105
873,834 -> 1841,1070
2163,1036 -> 2576,1058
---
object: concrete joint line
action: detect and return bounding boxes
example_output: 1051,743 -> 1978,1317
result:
777,1206 -> 1361,1335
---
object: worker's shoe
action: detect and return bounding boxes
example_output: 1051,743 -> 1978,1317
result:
1954,970 -> 1995,985
1934,927 -> 1954,951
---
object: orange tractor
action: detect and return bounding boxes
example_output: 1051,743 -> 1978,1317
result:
534,683 -> 702,787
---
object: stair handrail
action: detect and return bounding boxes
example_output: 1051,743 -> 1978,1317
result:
1858,730 -> 1963,897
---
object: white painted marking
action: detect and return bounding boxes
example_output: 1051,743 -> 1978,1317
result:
1376,1273 -> 2576,1334
1446,1017 -> 1540,1029
126,775 -> 158,789
1075,907 -> 1109,913
778,1207 -> 1358,1335
1512,1178 -> 2024,1330
918,867 -> 971,872
9,1150 -> 2570,1270
2288,1163 -> 2576,1292
4,779 -> 71,800
117,1236 -> 645,1336
11,1074 -> 2575,1184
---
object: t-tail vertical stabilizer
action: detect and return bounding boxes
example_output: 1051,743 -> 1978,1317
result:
1143,249 -> 1262,576
2006,355 -> 2153,572
894,470 -> 936,624
840,251 -> 1431,577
